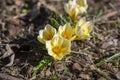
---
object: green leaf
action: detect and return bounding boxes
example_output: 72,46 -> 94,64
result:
20,3 -> 29,13
50,18 -> 59,28
33,56 -> 53,72
50,13 -> 74,27
116,22 -> 120,28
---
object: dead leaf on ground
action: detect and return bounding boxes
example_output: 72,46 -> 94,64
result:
72,63 -> 82,71
0,44 -> 15,66
79,73 -> 90,80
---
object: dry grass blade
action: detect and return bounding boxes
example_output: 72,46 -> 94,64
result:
0,73 -> 24,80
93,9 -> 120,23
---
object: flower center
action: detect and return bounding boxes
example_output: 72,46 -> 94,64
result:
52,46 -> 61,54
82,28 -> 88,34
62,33 -> 68,39
82,29 -> 85,32
47,34 -> 53,40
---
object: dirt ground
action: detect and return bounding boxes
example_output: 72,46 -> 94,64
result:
0,0 -> 120,80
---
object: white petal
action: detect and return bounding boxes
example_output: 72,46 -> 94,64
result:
77,17 -> 86,27
80,7 -> 87,13
46,40 -> 52,50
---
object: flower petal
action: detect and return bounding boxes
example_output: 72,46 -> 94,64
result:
45,35 -> 71,60
37,24 -> 56,44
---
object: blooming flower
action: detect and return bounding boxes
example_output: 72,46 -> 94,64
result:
58,23 -> 75,40
64,0 -> 80,20
46,35 -> 71,60
76,0 -> 88,12
37,24 -> 56,44
64,0 -> 88,20
74,17 -> 93,40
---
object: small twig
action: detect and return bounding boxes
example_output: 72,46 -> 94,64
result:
13,13 -> 27,19
71,50 -> 88,56
82,41 -> 102,54
95,52 -> 120,67
0,73 -> 24,80
109,3 -> 117,10
71,51 -> 82,54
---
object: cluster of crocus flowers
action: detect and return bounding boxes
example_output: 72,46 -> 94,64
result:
38,23 -> 74,60
37,0 -> 93,60
38,18 -> 92,60
64,0 -> 88,20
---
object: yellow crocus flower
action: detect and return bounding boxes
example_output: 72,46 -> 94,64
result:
64,0 -> 88,20
46,35 -> 71,60
58,23 -> 75,40
37,24 -> 56,44
64,0 -> 80,20
75,17 -> 93,40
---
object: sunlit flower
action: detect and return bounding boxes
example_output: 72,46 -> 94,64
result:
76,0 -> 88,12
46,35 -> 71,60
64,0 -> 88,20
74,17 -> 93,40
64,0 -> 80,20
38,24 -> 56,44
58,23 -> 75,40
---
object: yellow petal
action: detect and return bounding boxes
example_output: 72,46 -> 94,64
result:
85,22 -> 93,33
76,17 -> 86,27
46,35 -> 71,60
71,7 -> 79,20
52,35 -> 63,47
75,34 -> 90,40
64,0 -> 88,20
76,0 -> 88,9
45,24 -> 52,30
37,24 -> 56,44
64,0 -> 80,20
74,18 -> 93,40
79,7 -> 87,14
81,22 -> 93,34
37,30 -> 45,43
58,23 -> 75,40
